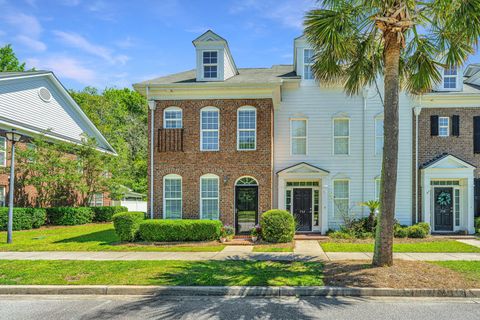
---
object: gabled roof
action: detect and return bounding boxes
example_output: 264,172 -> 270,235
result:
421,153 -> 476,169
277,162 -> 330,175
0,71 -> 116,154
192,30 -> 228,44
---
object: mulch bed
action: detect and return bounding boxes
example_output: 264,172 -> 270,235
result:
323,260 -> 479,289
319,237 -> 455,244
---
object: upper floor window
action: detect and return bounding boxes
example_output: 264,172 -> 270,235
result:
303,49 -> 314,80
443,67 -> 457,89
237,106 -> 256,150
203,51 -> 218,79
89,193 -> 104,207
163,174 -> 182,219
291,119 -> 307,155
163,107 -> 182,129
200,174 -> 219,220
439,117 -> 450,137
333,179 -> 349,217
200,107 -> 219,151
0,137 -> 6,167
333,118 -> 349,155
375,118 -> 384,156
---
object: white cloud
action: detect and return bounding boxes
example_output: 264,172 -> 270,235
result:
53,30 -> 129,65
5,13 -> 43,37
27,56 -> 97,85
16,35 -> 47,51
114,36 -> 135,49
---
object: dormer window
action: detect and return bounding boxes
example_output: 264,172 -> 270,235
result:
203,51 -> 218,79
443,67 -> 457,89
303,49 -> 314,80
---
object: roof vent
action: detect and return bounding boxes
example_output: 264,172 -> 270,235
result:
38,87 -> 52,102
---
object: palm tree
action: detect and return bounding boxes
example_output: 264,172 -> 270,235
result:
361,200 -> 380,232
304,0 -> 480,266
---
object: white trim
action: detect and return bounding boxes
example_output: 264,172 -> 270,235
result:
89,193 -> 104,207
303,48 -> 314,80
290,118 -> 308,156
236,106 -> 257,151
438,116 -> 450,137
235,176 -> 258,186
374,178 -> 381,201
202,50 -> 219,80
332,179 -> 350,218
374,117 -> 384,156
431,183 -> 461,232
200,106 -> 220,151
163,106 -> 183,129
163,174 -> 182,219
443,67 -> 458,89
200,173 -> 220,220
0,137 -> 6,167
0,185 -> 5,207
333,118 -> 350,155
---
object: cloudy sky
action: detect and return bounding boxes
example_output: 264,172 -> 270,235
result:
1,0 -> 480,91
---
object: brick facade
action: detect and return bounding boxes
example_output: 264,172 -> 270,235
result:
413,107 -> 480,222
149,99 -> 274,226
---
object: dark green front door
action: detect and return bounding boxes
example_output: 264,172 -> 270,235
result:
434,187 -> 454,231
235,186 -> 258,234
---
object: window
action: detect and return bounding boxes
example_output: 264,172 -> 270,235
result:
443,67 -> 457,89
375,118 -> 384,156
313,189 -> 319,226
375,178 -> 381,201
291,119 -> 307,155
203,51 -> 218,79
0,186 -> 5,207
303,49 -> 314,80
163,174 -> 182,219
237,107 -> 256,150
163,107 -> 182,129
26,143 -> 36,163
333,119 -> 349,155
89,193 -> 103,207
286,181 -> 319,187
200,107 -> 219,151
200,174 -> 219,220
236,177 -> 258,186
454,188 -> 460,227
439,117 -> 449,137
285,190 -> 292,212
333,180 -> 349,216
0,137 -> 6,167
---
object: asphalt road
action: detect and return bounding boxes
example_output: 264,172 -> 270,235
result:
0,295 -> 479,320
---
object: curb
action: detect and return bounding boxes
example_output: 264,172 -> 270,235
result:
0,286 -> 479,297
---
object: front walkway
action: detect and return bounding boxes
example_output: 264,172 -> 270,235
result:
1,240 -> 479,261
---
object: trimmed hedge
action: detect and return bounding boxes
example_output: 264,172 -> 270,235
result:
0,208 -> 47,231
138,219 -> 223,242
46,207 -> 94,225
112,211 -> 145,242
91,206 -> 128,222
260,209 -> 295,243
475,217 -> 480,233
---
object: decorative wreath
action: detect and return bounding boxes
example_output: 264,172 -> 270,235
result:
436,192 -> 451,206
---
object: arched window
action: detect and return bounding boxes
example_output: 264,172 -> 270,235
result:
163,174 -> 182,219
237,106 -> 256,150
235,176 -> 258,186
200,174 -> 219,220
200,107 -> 219,151
164,107 -> 182,129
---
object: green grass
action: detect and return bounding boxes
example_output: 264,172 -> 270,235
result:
320,240 -> 480,253
432,261 -> 480,281
0,260 -> 324,286
253,247 -> 294,252
0,224 -> 225,252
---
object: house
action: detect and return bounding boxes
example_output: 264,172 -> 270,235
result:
0,71 -> 116,207
134,30 -> 477,234
111,185 -> 147,213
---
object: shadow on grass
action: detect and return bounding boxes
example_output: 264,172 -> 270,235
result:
53,229 -> 120,246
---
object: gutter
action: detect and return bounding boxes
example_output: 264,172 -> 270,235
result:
147,86 -> 156,219
413,102 -> 422,224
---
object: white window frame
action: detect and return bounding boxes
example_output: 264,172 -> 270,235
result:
200,174 -> 220,220
443,67 -> 457,89
375,178 -> 381,201
89,193 -> 104,207
0,186 -> 5,207
303,48 -> 314,80
0,137 -> 6,167
163,106 -> 183,129
290,118 -> 308,155
375,117 -> 384,156
333,179 -> 350,217
202,50 -> 218,79
438,116 -> 450,137
333,118 -> 350,155
237,106 -> 257,151
200,106 -> 220,151
163,174 -> 182,219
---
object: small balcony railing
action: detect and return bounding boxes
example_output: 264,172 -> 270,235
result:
158,128 -> 184,152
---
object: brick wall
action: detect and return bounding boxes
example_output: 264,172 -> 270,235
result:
149,99 -> 274,226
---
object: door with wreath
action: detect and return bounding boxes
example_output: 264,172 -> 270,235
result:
433,187 -> 454,231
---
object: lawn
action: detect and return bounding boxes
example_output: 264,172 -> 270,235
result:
320,240 -> 480,253
0,224 -> 225,252
0,260 -> 324,286
252,242 -> 294,252
432,261 -> 480,282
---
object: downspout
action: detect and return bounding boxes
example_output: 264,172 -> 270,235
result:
362,88 -> 368,215
414,102 -> 422,224
147,86 -> 156,220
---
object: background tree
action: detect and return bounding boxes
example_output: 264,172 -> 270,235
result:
305,0 -> 480,266
0,44 -> 27,71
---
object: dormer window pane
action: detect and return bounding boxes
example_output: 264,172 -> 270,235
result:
203,51 -> 218,79
204,66 -> 217,78
443,67 -> 457,89
203,51 -> 217,64
303,49 -> 314,80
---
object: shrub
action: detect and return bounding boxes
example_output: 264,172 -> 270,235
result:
91,206 -> 128,222
0,208 -> 47,231
260,209 -> 295,243
46,207 -> 94,225
220,225 -> 235,240
475,217 -> 480,233
329,231 -> 355,239
112,211 -> 145,242
138,219 -> 223,242
416,222 -> 430,235
394,227 -> 408,238
406,225 -> 427,238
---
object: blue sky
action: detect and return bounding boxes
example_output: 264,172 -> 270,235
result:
1,0 -> 480,91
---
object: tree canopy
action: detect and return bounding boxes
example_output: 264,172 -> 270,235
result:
0,44 -> 27,72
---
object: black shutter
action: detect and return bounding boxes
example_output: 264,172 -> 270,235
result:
474,116 -> 480,153
475,178 -> 480,218
431,115 -> 439,136
452,115 -> 460,136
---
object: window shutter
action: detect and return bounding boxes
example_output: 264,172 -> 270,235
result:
474,116 -> 480,153
475,178 -> 480,218
430,115 -> 439,136
452,115 -> 460,136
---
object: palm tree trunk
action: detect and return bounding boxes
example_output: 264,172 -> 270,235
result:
373,31 -> 400,267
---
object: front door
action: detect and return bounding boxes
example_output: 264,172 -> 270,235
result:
434,187 -> 454,231
293,188 -> 312,232
235,186 -> 258,234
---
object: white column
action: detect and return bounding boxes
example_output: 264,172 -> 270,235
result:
467,176 -> 475,234
321,177 -> 330,234
278,176 -> 285,210
422,174 -> 431,231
